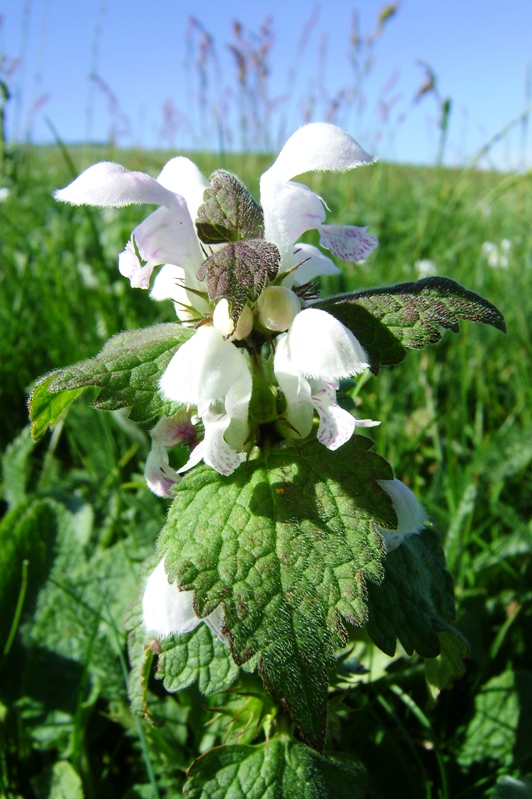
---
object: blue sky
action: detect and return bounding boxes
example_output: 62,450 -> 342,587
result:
1,0 -> 531,168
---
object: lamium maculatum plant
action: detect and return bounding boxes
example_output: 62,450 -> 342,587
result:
29,123 -> 506,797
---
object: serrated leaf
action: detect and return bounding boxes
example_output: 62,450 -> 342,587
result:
425,630 -> 469,704
197,240 -> 280,324
458,669 -> 532,769
29,324 -> 192,438
157,625 -> 240,695
365,528 -> 457,658
196,170 -> 264,244
185,738 -> 367,799
316,277 -> 506,373
159,436 -> 394,750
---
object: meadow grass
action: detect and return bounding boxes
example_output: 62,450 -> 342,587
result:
0,142 -> 531,798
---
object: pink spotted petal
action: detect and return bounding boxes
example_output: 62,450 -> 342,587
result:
144,444 -> 181,498
311,382 -> 355,450
319,224 -> 379,262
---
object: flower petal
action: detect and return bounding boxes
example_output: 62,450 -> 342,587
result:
263,122 -> 375,183
156,156 -> 209,219
310,381 -> 356,450
150,264 -> 201,321
150,411 -> 197,448
201,409 -> 247,475
142,559 -> 201,636
377,479 -> 427,552
118,242 -> 153,289
320,224 -> 379,262
287,243 -> 340,287
54,161 -> 179,208
273,334 -> 314,439
261,180 -> 326,256
285,308 -> 370,380
144,444 -> 180,498
160,327 -> 252,409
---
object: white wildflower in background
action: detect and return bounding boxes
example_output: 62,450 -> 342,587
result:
414,259 -> 438,278
0,186 -> 10,202
481,239 -> 511,269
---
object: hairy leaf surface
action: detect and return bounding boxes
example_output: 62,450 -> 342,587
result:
197,240 -> 280,324
159,436 -> 394,749
185,738 -> 367,799
196,170 -> 264,244
316,277 -> 506,372
29,323 -> 191,437
365,528 -> 457,658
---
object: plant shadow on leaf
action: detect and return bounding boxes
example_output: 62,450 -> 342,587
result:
159,435 -> 397,750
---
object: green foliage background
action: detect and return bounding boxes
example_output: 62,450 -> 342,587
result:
0,143 -> 531,798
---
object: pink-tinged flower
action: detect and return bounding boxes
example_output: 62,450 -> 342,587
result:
55,157 -> 210,317
144,411 -> 197,497
260,122 -> 378,284
274,308 -> 379,450
376,479 -> 427,552
159,326 -> 251,476
143,558 -> 225,642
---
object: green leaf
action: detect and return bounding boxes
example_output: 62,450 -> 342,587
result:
31,760 -> 84,799
316,277 -> 506,373
159,436 -> 394,750
196,170 -> 264,244
29,374 -> 88,440
185,738 -> 367,799
365,528 -> 457,658
197,240 -> 280,324
0,498 -> 68,647
1,425 -> 37,507
157,625 -> 240,695
425,630 -> 469,703
29,323 -> 192,438
458,669 -> 532,769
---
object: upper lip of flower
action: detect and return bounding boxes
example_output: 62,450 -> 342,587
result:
54,122 -> 378,297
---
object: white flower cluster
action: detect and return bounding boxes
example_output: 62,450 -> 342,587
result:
56,123 -> 426,639
56,123 -> 380,484
481,239 -> 511,269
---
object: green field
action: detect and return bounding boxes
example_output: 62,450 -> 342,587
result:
1,143 -> 531,798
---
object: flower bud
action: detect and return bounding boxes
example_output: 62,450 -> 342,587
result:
213,300 -> 253,340
212,298 -> 235,337
256,286 -> 301,332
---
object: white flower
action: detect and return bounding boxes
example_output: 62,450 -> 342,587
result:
144,411 -> 197,497
159,326 -> 251,476
260,122 -> 378,281
414,259 -> 438,278
57,123 -> 380,473
376,479 -> 426,552
274,309 -> 378,450
481,240 -> 510,269
55,157 -> 210,317
143,558 -> 226,641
